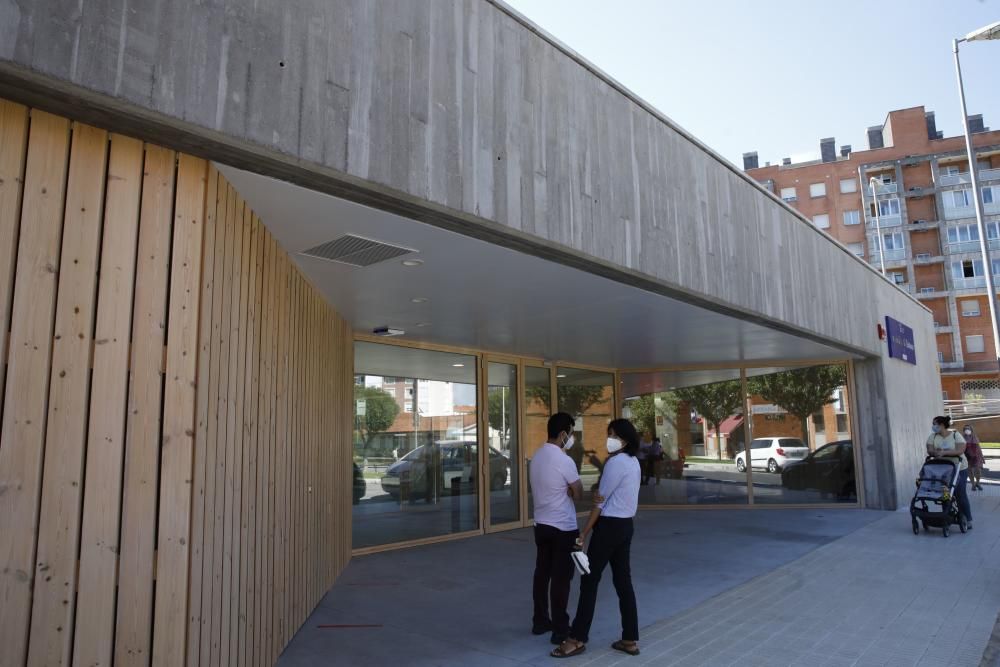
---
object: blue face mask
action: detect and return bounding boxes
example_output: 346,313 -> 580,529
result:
932,424 -> 941,434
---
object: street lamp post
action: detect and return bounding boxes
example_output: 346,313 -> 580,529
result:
953,21 -> 1000,369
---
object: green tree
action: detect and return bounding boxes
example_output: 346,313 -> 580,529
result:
626,394 -> 658,437
354,385 -> 400,449
487,386 -> 514,445
673,381 -> 744,460
524,384 -> 607,419
748,365 -> 847,443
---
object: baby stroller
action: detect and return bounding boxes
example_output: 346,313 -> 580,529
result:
910,456 -> 967,538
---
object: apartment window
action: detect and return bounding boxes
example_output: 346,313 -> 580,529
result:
881,232 -> 904,250
846,242 -> 864,257
952,259 -> 985,278
843,209 -> 861,226
944,165 -> 961,176
890,272 -> 905,285
962,299 -> 981,316
984,186 -> 996,205
947,224 -> 980,244
993,259 -> 1000,276
836,414 -> 849,434
988,222 -> 1000,240
949,190 -> 972,207
938,351 -> 945,363
966,335 -> 986,354
809,182 -> 826,198
872,198 -> 901,217
812,411 -> 825,431
780,187 -> 797,202
404,400 -> 413,413
839,178 -> 857,194
813,214 -> 830,229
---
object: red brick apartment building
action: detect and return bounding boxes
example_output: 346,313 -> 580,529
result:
745,107 -> 1000,406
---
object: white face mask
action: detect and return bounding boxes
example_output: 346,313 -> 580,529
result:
562,433 -> 575,451
606,436 -> 623,454
964,430 -> 972,436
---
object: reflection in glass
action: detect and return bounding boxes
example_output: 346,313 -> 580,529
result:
620,370 -> 748,505
524,366 -> 551,520
746,364 -> 856,504
487,363 -> 519,525
556,368 -> 614,512
352,342 -> 479,549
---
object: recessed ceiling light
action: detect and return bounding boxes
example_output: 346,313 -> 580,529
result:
556,374 -> 567,378
416,322 -> 431,328
402,259 -> 424,267
411,297 -> 428,303
452,363 -> 465,368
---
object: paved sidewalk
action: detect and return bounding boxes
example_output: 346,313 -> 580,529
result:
279,492 -> 1000,666
578,494 -> 1000,667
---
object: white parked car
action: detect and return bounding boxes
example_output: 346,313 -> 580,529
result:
735,437 -> 810,473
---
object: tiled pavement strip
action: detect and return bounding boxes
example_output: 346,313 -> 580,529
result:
579,491 -> 1000,667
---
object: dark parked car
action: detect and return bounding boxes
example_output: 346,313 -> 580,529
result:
352,462 -> 366,505
780,440 -> 856,500
380,440 -> 509,498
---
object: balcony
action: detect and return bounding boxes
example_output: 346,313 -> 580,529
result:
866,213 -> 902,228
944,205 -> 975,220
945,241 -> 982,254
952,276 -> 987,290
942,168 -> 1000,186
916,287 -> 948,299
939,172 -> 972,187
868,182 -> 898,195
869,248 -> 906,263
913,253 -> 945,264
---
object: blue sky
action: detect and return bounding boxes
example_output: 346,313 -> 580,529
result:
504,0 -> 1000,167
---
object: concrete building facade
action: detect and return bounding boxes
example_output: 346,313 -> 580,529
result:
746,106 -> 1000,415
0,2 -> 942,665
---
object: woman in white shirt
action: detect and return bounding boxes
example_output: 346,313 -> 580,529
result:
552,419 -> 641,659
926,415 -> 972,528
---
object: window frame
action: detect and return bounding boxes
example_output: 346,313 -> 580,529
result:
966,334 -> 986,354
839,178 -> 857,194
809,182 -> 827,198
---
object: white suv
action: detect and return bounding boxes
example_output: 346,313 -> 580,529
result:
735,437 -> 810,473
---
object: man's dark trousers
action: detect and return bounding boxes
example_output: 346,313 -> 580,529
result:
533,523 -> 579,637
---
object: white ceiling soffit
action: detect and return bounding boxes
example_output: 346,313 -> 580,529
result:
216,164 -> 856,371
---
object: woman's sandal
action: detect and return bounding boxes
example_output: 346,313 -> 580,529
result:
611,640 -> 640,656
551,639 -> 586,658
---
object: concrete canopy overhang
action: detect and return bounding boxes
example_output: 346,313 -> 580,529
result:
221,165 -> 860,371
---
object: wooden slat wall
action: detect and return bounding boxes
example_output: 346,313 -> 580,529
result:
185,170 -> 353,667
0,99 -> 352,667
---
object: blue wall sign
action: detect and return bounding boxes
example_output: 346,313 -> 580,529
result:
885,316 -> 916,365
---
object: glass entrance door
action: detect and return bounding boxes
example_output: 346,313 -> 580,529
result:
485,361 -> 520,527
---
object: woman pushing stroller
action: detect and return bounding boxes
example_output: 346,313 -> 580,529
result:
926,416 -> 972,529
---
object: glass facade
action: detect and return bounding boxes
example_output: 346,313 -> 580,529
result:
747,364 -> 857,504
352,342 -> 479,549
556,368 -> 615,512
353,341 -> 860,550
620,369 -> 748,505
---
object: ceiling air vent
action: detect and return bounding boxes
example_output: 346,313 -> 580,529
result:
300,234 -> 416,267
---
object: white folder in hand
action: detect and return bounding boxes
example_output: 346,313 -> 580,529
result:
571,550 -> 590,576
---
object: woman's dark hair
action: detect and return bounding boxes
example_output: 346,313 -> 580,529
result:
933,415 -> 951,428
607,418 -> 640,457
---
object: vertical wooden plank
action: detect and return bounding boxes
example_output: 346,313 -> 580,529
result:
221,195 -> 246,666
151,154 -> 207,666
0,100 -> 29,429
238,207 -> 261,667
272,249 -> 288,658
208,183 -> 237,667
252,231 -> 269,667
188,165 -> 220,667
113,145 -> 177,666
261,233 -> 277,667
26,122 -> 108,666
73,132 -> 144,667
0,112 -> 69,666
290,275 -> 302,633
